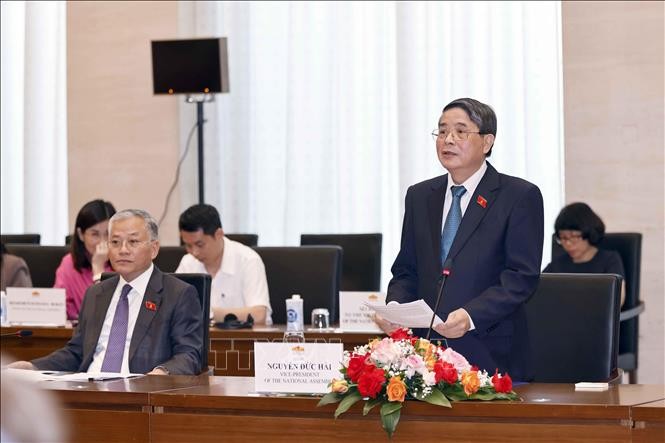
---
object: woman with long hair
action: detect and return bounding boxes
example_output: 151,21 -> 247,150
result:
54,199 -> 116,320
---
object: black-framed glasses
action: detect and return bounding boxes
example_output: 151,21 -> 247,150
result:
431,129 -> 482,141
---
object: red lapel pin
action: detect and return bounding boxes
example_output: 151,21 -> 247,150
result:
477,195 -> 487,208
145,301 -> 157,311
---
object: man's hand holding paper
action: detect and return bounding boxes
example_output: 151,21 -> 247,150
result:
365,300 -> 444,330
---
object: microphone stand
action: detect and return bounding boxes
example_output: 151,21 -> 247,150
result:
425,259 -> 453,341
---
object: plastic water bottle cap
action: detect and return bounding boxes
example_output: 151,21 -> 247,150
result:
291,294 -> 301,300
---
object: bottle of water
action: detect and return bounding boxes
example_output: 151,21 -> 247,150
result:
286,294 -> 304,331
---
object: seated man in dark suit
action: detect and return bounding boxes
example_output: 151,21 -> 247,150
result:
376,98 -> 544,382
7,209 -> 202,375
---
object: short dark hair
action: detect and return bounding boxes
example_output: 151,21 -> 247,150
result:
71,199 -> 116,271
554,202 -> 605,246
443,97 -> 497,156
179,204 -> 222,236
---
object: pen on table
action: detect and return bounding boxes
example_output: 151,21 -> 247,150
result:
88,377 -> 123,382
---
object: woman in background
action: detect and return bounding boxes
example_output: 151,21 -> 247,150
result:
543,202 -> 625,306
0,242 -> 33,291
54,199 -> 116,320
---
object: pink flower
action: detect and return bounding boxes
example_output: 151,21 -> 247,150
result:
371,338 -> 401,366
439,347 -> 471,373
401,354 -> 426,378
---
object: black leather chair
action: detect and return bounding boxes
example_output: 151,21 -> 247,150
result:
153,246 -> 187,273
226,234 -> 259,247
253,246 -> 342,325
300,233 -> 382,291
1,234 -> 41,245
552,232 -> 643,383
171,273 -> 212,371
525,273 -> 622,383
4,244 -> 68,287
101,271 -> 211,373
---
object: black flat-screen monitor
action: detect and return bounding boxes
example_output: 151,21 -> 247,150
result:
151,37 -> 229,95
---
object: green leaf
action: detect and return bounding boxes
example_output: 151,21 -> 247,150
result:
380,403 -> 402,438
317,392 -> 342,407
334,390 -> 362,418
467,391 -> 498,401
363,398 -> 382,416
380,401 -> 403,416
423,388 -> 452,408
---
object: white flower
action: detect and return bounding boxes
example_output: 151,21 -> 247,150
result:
477,369 -> 491,387
422,370 -> 437,386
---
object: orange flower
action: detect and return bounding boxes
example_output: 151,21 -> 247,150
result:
386,376 -> 407,402
460,371 -> 480,396
331,378 -> 349,394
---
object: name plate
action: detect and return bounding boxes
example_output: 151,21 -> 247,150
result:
254,342 -> 343,394
339,291 -> 385,332
6,287 -> 66,326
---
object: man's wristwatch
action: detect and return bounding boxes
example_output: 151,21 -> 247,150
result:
154,366 -> 170,375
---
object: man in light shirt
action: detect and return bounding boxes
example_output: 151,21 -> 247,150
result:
7,209 -> 203,375
176,204 -> 272,325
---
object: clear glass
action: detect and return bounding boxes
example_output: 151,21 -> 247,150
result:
283,330 -> 305,343
311,308 -> 330,329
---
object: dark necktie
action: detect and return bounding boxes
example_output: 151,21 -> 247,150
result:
101,284 -> 132,372
441,185 -> 467,264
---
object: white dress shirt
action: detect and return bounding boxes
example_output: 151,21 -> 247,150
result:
175,237 -> 272,324
87,264 -> 154,373
441,161 -> 488,226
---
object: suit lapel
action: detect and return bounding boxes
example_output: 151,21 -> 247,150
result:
427,175 -> 447,264
447,163 -> 500,261
85,278 -> 116,360
128,268 -> 164,363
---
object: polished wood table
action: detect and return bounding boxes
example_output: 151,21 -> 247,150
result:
36,376 -> 665,443
41,375 -> 213,443
1,325 -> 377,376
632,399 -> 665,443
149,379 -> 665,443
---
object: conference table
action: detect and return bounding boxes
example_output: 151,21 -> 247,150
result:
3,325 -> 664,441
37,376 -> 665,442
0,324 -> 378,376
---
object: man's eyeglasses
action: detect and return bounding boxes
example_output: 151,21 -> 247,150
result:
555,233 -> 584,245
108,239 -> 152,250
431,129 -> 482,141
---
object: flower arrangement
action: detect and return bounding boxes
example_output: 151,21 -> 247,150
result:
317,328 -> 519,438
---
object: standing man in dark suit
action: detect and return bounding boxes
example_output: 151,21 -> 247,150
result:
8,209 -> 202,375
377,98 -> 544,381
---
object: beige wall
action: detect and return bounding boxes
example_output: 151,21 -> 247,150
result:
66,2 -> 664,381
67,1 -> 181,245
562,1 -> 664,383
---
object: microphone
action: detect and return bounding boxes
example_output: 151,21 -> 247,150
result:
425,259 -> 453,341
0,330 -> 33,338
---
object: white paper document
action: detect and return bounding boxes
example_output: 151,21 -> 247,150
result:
2,369 -> 144,383
363,299 -> 444,328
